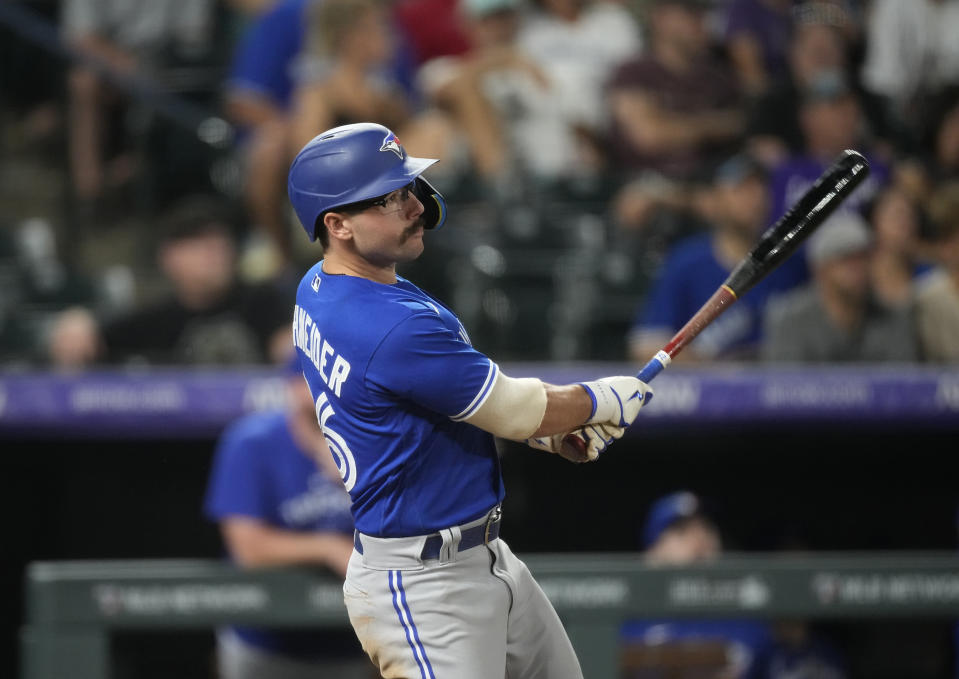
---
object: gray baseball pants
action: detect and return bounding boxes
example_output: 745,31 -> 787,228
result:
344,510 -> 584,679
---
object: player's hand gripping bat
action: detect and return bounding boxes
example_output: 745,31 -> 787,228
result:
563,149 -> 871,458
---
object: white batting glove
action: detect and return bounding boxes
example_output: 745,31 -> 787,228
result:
576,423 -> 627,461
526,433 -> 567,455
526,423 -> 626,463
579,376 -> 653,427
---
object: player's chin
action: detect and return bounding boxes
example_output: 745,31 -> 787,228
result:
399,221 -> 426,245
397,234 -> 425,261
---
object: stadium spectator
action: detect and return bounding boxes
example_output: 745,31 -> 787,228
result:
203,356 -> 372,679
916,181 -> 959,363
46,195 -> 292,368
864,184 -> 932,309
607,0 -> 743,184
287,0 -> 419,154
761,212 -> 920,363
628,153 -> 807,363
515,0 -> 642,185
620,491 -> 770,678
745,17 -> 850,168
226,0 -> 428,273
0,217 -> 99,367
415,0 -> 550,188
859,0 -> 959,153
61,0 -> 216,212
919,86 -> 959,186
721,0 -> 794,98
767,70 -> 889,225
425,0 -> 642,193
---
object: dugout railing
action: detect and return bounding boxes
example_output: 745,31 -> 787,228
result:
21,553 -> 959,679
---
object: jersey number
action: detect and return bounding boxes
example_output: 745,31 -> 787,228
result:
315,392 -> 358,492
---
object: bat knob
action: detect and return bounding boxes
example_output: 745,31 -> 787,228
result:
560,433 -> 590,463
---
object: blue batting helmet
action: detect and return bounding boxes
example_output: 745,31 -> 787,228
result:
288,122 -> 447,242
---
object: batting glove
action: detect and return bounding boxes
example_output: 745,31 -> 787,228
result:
579,376 -> 653,427
526,423 -> 626,463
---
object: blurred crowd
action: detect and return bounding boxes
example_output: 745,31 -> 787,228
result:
0,0 -> 958,367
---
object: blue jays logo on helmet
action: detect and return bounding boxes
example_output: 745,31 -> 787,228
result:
287,122 -> 447,242
380,132 -> 404,159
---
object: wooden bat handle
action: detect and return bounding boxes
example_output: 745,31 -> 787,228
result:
638,285 -> 738,381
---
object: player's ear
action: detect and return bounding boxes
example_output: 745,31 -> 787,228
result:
323,211 -> 353,243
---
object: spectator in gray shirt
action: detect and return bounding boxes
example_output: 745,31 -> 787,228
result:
761,212 -> 919,363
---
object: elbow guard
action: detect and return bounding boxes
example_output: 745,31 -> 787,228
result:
460,372 -> 548,440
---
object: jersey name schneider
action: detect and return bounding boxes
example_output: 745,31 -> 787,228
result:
293,304 -> 351,397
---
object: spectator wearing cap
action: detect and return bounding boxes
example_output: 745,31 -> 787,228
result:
915,181 -> 959,363
628,152 -> 808,363
620,491 -> 770,679
641,490 -> 721,565
761,212 -> 920,363
767,70 -> 889,228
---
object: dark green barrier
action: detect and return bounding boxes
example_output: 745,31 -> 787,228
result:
22,553 -> 959,678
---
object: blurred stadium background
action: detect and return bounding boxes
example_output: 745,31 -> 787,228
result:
2,0 -> 959,677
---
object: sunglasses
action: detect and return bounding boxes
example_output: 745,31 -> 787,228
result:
339,181 -> 417,215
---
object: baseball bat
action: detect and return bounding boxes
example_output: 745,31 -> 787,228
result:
565,149 -> 870,455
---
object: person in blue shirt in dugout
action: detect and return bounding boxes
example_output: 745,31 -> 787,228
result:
203,356 -> 373,679
621,491 -> 771,678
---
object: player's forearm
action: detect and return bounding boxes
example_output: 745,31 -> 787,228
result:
533,384 -> 593,437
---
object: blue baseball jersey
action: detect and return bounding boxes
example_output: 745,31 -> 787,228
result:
204,410 -> 356,659
293,263 -> 504,538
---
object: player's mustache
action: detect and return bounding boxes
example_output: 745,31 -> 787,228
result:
399,217 -> 426,243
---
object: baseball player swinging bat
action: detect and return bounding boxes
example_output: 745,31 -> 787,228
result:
564,149 -> 871,455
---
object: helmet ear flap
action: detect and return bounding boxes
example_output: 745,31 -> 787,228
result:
413,176 -> 447,230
